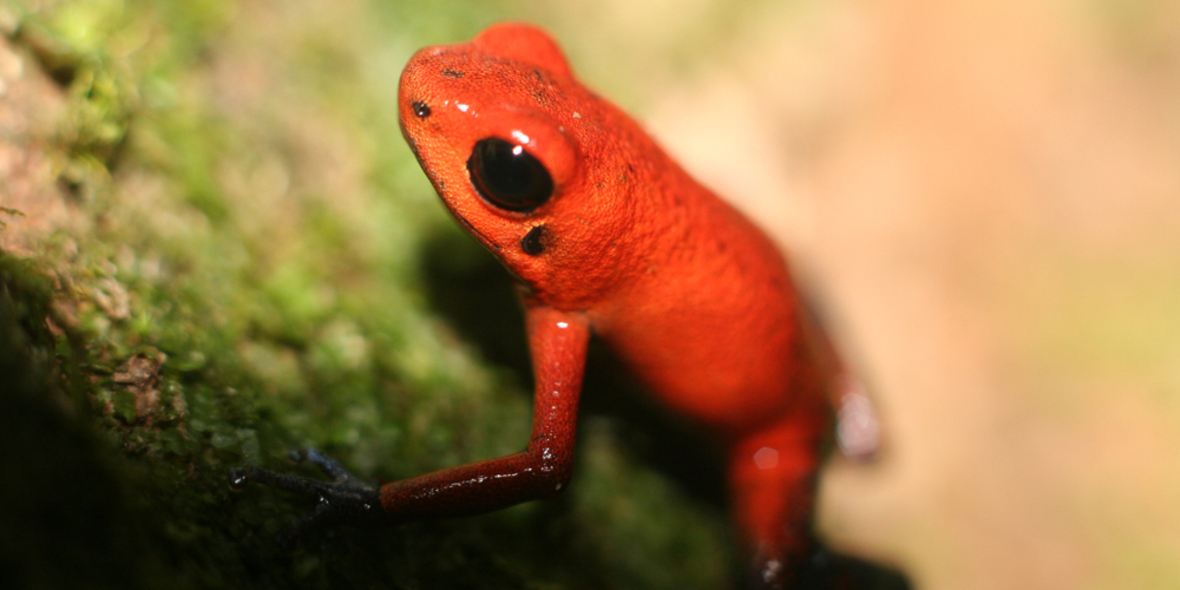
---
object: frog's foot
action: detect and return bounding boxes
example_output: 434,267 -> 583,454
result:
229,449 -> 381,543
788,543 -> 912,590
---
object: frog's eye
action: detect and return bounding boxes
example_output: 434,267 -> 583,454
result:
467,138 -> 553,212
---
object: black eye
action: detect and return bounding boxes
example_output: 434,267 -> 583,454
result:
467,138 -> 553,212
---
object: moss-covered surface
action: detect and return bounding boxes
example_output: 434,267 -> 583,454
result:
0,1 -> 735,588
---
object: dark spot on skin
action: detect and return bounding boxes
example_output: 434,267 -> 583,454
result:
412,101 -> 431,118
530,88 -> 550,107
527,70 -> 555,106
521,225 -> 546,256
442,69 -> 465,78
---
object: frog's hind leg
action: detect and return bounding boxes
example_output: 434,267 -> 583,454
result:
728,410 -> 827,589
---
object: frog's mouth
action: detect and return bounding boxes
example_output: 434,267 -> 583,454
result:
449,209 -> 499,252
402,127 -> 509,256
403,139 -> 499,252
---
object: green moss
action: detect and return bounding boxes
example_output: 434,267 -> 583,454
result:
0,1 -> 733,588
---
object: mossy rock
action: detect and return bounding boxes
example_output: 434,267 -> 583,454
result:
0,2 -> 734,588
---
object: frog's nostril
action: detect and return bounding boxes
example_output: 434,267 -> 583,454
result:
412,101 -> 431,118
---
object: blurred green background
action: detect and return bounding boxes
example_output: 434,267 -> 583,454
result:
2,0 -> 1179,589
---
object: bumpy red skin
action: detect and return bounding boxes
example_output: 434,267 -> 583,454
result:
395,23 -> 832,585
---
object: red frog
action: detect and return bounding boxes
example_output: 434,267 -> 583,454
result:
232,23 -> 881,589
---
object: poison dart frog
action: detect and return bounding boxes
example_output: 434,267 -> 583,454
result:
231,22 -> 881,589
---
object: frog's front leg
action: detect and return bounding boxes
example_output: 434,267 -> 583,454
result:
230,306 -> 590,531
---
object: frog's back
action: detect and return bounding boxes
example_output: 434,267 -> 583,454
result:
586,152 -> 825,435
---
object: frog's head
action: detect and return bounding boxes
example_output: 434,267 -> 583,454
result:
399,23 -> 641,306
